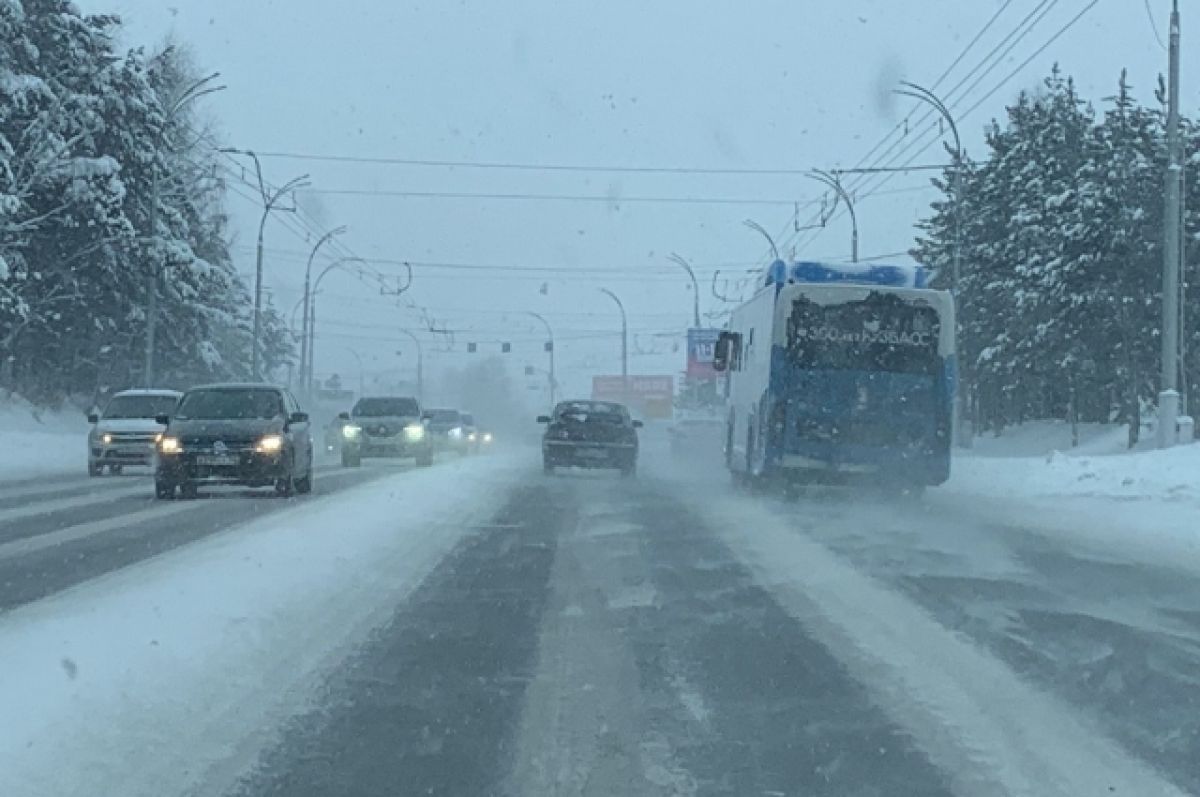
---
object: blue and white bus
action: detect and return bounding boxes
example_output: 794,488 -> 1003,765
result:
714,261 -> 956,489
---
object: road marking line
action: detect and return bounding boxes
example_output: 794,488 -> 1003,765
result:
0,502 -> 195,562
0,484 -> 149,526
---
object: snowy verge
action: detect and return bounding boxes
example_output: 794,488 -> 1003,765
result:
0,452 -> 531,797
0,394 -> 88,480
939,441 -> 1200,571
680,484 -> 1189,797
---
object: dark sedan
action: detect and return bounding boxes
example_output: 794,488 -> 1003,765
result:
539,400 -> 642,476
155,384 -> 314,499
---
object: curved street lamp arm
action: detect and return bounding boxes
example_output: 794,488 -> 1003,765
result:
265,174 -> 311,211
742,219 -> 780,261
895,82 -> 962,158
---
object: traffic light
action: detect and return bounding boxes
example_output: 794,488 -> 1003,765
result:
467,342 -> 477,353
502,342 -> 512,353
544,341 -> 553,353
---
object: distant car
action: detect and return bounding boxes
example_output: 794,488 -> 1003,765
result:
424,408 -> 470,455
668,416 -> 726,458
460,412 -> 479,452
87,389 -> 182,476
539,400 -> 642,476
339,396 -> 433,468
154,383 -> 314,499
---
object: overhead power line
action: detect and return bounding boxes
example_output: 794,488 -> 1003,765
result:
248,150 -> 825,176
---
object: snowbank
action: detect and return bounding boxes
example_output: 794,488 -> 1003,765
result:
0,453 -> 529,797
941,430 -> 1200,572
0,394 -> 88,480
952,439 -> 1200,506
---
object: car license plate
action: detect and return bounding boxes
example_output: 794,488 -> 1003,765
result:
578,448 -> 606,459
197,455 -> 238,467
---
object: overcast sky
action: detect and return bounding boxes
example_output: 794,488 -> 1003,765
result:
81,0 -> 1181,400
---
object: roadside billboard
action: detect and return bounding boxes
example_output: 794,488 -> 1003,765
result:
592,375 -> 674,420
686,328 -> 722,379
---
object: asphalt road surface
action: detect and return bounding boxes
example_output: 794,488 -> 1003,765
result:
5,447 -> 1200,796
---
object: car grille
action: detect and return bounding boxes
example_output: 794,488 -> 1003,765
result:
363,423 -> 401,438
180,435 -> 258,452
108,432 -> 158,444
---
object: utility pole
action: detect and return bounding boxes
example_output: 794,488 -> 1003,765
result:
1159,0 -> 1184,448
668,253 -> 701,327
220,148 -> 309,380
599,288 -> 628,403
897,80 -> 969,447
307,256 -> 373,397
398,329 -> 424,401
527,312 -> 557,408
300,226 -> 346,399
143,71 -> 224,386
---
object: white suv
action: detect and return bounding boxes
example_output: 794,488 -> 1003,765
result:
87,389 -> 182,476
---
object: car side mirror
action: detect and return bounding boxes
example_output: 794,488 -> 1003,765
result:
632,420 -> 644,429
536,415 -> 551,424
290,411 -> 309,424
87,412 -> 99,424
337,411 -> 351,421
154,414 -> 170,426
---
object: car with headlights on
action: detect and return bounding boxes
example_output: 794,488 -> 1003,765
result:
423,408 -> 470,455
539,400 -> 642,476
461,412 -> 482,452
339,396 -> 433,468
87,388 -> 181,476
154,384 -> 313,499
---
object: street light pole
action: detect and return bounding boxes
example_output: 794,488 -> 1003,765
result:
342,347 -> 365,396
668,253 -> 701,327
300,225 -> 346,397
809,170 -> 858,262
397,329 -> 424,401
307,256 -> 367,398
527,311 -> 556,408
1159,0 -> 1184,447
896,81 -> 964,292
896,80 -> 968,447
599,288 -> 628,402
221,148 -> 309,380
144,71 -> 224,386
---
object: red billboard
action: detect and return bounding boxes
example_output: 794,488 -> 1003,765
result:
592,375 -> 674,420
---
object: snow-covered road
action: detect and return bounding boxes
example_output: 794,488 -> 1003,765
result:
2,438 -> 1199,796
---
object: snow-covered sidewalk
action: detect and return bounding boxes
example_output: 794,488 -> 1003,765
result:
0,396 -> 87,480
938,423 -> 1200,570
0,453 -> 530,797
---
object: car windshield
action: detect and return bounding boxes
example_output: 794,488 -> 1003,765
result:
174,389 -> 284,421
556,402 -> 627,424
352,398 -> 419,417
461,414 -> 475,426
426,409 -> 461,423
103,394 -> 179,420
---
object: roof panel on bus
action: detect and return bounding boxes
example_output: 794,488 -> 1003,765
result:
769,261 -> 930,289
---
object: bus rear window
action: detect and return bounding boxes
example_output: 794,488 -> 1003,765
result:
785,292 -> 942,375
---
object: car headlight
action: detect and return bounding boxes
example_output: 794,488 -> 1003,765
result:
404,423 -> 426,441
256,434 -> 284,454
555,429 -> 570,440
467,432 -> 477,442
482,432 -> 493,443
101,433 -> 113,445
342,424 -> 361,439
159,436 -> 182,454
